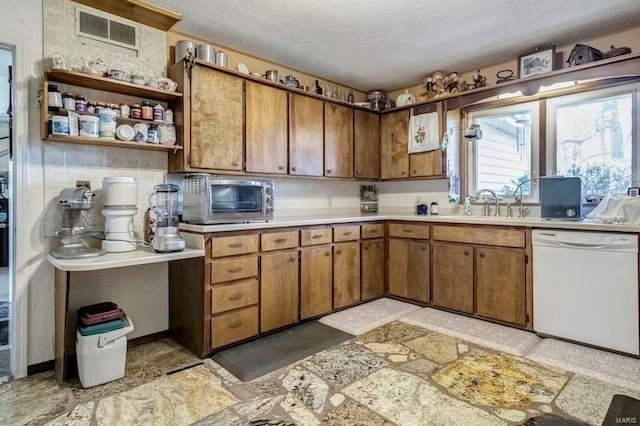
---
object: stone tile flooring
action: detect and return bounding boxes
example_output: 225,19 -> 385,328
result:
2,322 -> 639,425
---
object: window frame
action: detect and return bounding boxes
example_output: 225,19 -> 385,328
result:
466,101 -> 541,203
546,83 -> 640,193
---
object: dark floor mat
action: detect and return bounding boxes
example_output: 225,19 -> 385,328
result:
212,321 -> 353,382
602,394 -> 640,426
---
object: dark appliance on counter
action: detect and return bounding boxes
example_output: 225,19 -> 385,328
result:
540,176 -> 582,220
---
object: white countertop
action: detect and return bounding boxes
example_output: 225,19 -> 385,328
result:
47,247 -> 205,272
179,210 -> 640,234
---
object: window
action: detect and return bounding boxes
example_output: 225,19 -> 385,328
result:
547,86 -> 638,196
466,102 -> 540,200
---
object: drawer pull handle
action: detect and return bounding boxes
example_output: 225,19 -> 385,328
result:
274,238 -> 288,243
312,234 -> 324,239
228,267 -> 243,273
229,293 -> 243,301
229,320 -> 242,329
228,242 -> 243,248
479,252 -> 485,258
403,229 -> 412,233
342,231 -> 353,235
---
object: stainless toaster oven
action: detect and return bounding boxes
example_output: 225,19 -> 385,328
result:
182,175 -> 274,224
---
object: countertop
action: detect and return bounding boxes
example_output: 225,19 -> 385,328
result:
178,210 -> 640,234
47,247 -> 205,272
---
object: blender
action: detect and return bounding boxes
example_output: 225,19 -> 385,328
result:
148,183 -> 185,253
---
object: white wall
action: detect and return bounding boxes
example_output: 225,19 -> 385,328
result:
0,0 -> 45,375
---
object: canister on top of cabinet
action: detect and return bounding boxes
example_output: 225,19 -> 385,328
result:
197,44 -> 216,64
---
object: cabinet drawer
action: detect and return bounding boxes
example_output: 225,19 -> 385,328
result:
211,306 -> 258,348
211,279 -> 259,314
300,228 -> 332,246
211,255 -> 258,284
333,225 -> 360,242
211,234 -> 259,258
388,223 -> 430,239
361,223 -> 384,239
433,225 -> 525,248
261,231 -> 299,251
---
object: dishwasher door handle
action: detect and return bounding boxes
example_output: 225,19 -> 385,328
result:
554,241 -> 608,249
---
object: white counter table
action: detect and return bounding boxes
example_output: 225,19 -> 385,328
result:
48,247 -> 205,380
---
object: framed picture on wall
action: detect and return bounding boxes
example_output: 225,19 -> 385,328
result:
518,46 -> 555,78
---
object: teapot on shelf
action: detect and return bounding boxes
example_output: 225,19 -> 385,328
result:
81,58 -> 109,76
281,75 -> 300,89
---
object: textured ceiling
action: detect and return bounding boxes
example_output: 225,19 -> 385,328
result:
151,0 -> 640,91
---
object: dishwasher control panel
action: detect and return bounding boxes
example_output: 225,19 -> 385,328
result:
533,230 -> 638,251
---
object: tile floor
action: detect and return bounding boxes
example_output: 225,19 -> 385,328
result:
1,310 -> 639,425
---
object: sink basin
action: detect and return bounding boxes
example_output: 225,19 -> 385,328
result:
434,215 -> 542,222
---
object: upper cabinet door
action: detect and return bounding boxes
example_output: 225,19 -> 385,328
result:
381,110 -> 409,179
190,66 -> 243,171
289,93 -> 324,176
354,110 -> 380,179
245,81 -> 288,174
324,103 -> 353,178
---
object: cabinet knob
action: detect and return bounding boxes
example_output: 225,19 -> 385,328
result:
356,171 -> 360,175
336,250 -> 342,255
291,166 -> 297,172
412,170 -> 417,174
325,251 -> 331,256
289,256 -> 297,262
232,161 -> 239,166
479,252 -> 485,258
402,171 -> 407,175
326,169 -> 332,174
421,246 -> 426,251
278,165 -> 285,170
464,250 -> 470,256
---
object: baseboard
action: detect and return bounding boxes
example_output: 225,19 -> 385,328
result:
128,330 -> 169,348
27,360 -> 55,376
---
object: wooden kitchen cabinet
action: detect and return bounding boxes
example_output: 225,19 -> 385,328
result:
475,246 -> 527,326
245,81 -> 288,174
260,250 -> 300,332
187,65 -> 244,171
361,238 -> 385,301
289,93 -> 324,176
431,242 -> 474,314
354,110 -> 380,179
300,245 -> 333,319
333,242 -> 361,309
381,110 -> 409,179
324,103 -> 353,178
388,238 -> 430,302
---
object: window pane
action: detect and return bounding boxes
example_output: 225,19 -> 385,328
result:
475,111 -> 532,196
555,93 -> 633,196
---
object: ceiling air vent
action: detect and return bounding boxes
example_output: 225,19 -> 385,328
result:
75,6 -> 139,53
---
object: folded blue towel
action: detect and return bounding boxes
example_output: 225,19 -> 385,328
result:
78,318 -> 126,336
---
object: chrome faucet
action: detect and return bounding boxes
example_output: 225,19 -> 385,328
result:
511,179 -> 532,218
474,188 -> 499,216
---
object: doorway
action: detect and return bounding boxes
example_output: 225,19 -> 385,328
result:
0,45 -> 13,379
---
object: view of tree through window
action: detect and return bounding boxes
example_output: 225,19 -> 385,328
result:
474,110 -> 532,196
555,93 -> 633,196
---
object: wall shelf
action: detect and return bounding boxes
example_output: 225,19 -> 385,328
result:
47,70 -> 183,102
44,135 -> 183,152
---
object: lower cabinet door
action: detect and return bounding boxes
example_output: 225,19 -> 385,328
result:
211,306 -> 258,349
361,238 -> 385,300
388,238 -> 430,302
431,242 -> 474,314
333,242 -> 361,309
475,246 -> 526,326
260,250 -> 300,332
300,245 -> 333,319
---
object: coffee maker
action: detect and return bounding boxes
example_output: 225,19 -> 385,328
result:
148,183 -> 185,252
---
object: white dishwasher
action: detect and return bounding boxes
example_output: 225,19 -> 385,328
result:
533,229 -> 639,355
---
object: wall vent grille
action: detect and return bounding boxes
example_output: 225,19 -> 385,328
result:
76,7 -> 139,51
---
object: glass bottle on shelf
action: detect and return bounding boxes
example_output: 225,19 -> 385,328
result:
347,90 -> 355,103
314,80 -> 323,95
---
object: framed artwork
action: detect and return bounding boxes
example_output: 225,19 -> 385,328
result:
518,46 -> 555,78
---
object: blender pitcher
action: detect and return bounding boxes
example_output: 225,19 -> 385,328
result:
148,183 -> 186,252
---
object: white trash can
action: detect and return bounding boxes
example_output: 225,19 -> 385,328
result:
76,316 -> 134,388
